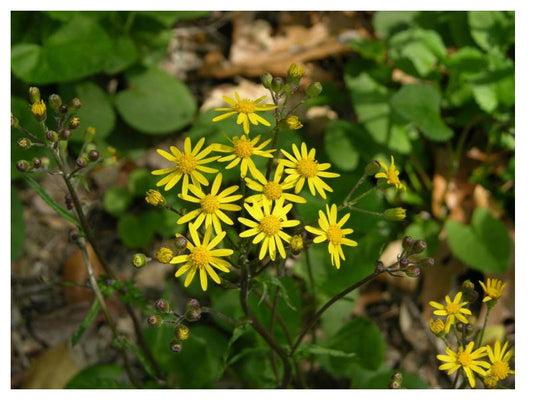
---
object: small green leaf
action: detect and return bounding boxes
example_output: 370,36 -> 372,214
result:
23,176 -> 80,228
11,187 -> 26,260
65,364 -> 131,388
115,68 -> 197,135
373,11 -> 420,39
390,83 -> 453,141
127,168 -> 155,197
468,11 -> 514,52
117,214 -> 154,248
103,186 -> 132,216
325,121 -> 360,171
71,299 -> 100,346
445,207 -> 511,273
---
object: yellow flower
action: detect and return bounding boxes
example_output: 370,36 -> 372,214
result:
280,142 -> 340,199
289,234 -> 304,255
286,115 -> 303,130
429,292 -> 472,333
479,278 -> 506,303
288,63 -> 305,80
383,207 -> 407,221
483,374 -> 500,388
429,319 -> 445,336
375,155 -> 406,191
245,164 -> 306,208
31,100 -> 46,121
305,204 -> 357,269
485,341 -> 514,381
156,247 -> 174,264
177,173 -> 242,235
171,224 -> 233,291
238,199 -> 300,261
437,342 -> 490,388
152,137 -> 219,195
212,92 -> 276,134
145,189 -> 166,207
213,134 -> 275,179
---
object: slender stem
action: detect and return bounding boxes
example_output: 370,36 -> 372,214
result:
201,306 -> 238,325
476,305 -> 492,348
342,173 -> 367,206
303,248 -> 316,345
265,126 -> 281,180
14,125 -> 45,144
340,186 -> 378,211
452,369 -> 461,389
347,206 -> 384,218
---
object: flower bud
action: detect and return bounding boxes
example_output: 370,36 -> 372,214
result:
147,315 -> 162,327
28,87 -> 41,103
16,160 -> 30,172
131,253 -> 147,268
68,117 -> 81,129
76,157 -> 87,168
59,104 -> 69,114
288,63 -> 305,84
155,298 -> 170,313
271,77 -> 284,93
69,97 -> 82,111
48,94 -> 62,112
286,115 -> 303,130
405,265 -> 421,278
384,207 -> 406,221
45,130 -> 58,143
412,240 -> 427,254
399,257 -> 409,268
11,113 -> 19,128
31,100 -> 47,122
389,372 -> 403,389
375,260 -> 385,272
88,150 -> 100,162
85,126 -> 96,142
40,157 -> 50,169
145,189 -> 166,207
484,374 -> 499,389
170,340 -> 182,353
175,235 -> 188,251
429,319 -> 445,336
402,236 -> 414,251
363,160 -> 380,176
461,280 -> 479,303
17,137 -> 32,150
156,247 -> 174,264
417,257 -> 435,268
185,308 -> 201,322
32,158 -> 42,169
305,82 -> 322,98
289,234 -> 304,255
65,193 -> 74,210
60,129 -> 72,140
186,298 -> 200,310
69,229 -> 80,242
260,72 -> 273,89
175,325 -> 190,341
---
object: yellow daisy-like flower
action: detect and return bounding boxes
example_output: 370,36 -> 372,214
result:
437,342 -> 490,388
304,204 -> 357,269
429,292 -> 472,333
429,319 -> 445,336
375,155 -> 406,191
479,278 -> 507,303
485,341 -> 514,382
213,134 -> 275,179
280,142 -> 340,199
177,173 -> 242,234
145,189 -> 166,207
286,115 -> 303,130
212,92 -> 277,134
152,137 -> 219,195
238,199 -> 300,261
245,164 -> 306,208
171,224 -> 233,291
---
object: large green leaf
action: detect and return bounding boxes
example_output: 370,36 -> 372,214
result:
468,11 -> 514,52
445,207 -> 511,273
115,68 -> 197,134
11,15 -> 113,84
373,11 -> 420,39
324,121 -> 359,171
65,364 -> 131,388
11,187 -> 26,260
390,83 -> 453,141
117,213 -> 153,248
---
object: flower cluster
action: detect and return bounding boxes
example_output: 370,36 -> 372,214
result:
429,278 -> 514,388
145,64 -> 409,291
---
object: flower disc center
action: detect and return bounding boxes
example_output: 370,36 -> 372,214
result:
260,215 -> 281,236
176,154 -> 197,174
263,182 -> 283,200
190,246 -> 211,268
201,194 -> 220,214
326,225 -> 343,245
233,138 -> 254,159
297,158 -> 318,178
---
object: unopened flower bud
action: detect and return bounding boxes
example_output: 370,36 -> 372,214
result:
11,113 -> 19,128
29,87 -> 41,103
48,94 -> 62,112
364,160 -> 381,176
375,260 -> 385,272
85,126 -> 96,142
402,236 -> 414,251
412,240 -> 427,254
156,247 -> 174,264
68,229 -> 80,242
289,234 -> 304,255
32,158 -> 41,169
147,315 -> 162,327
405,265 -> 421,278
185,308 -> 201,322
389,372 -> 403,389
145,189 -> 166,207
31,100 -> 47,122
170,340 -> 182,353
271,77 -> 284,93
418,257 -> 435,268
186,299 -> 200,310
17,137 -> 32,150
60,129 -> 71,140
155,298 -> 170,313
88,150 -> 100,162
286,115 -> 303,130
59,104 -> 69,114
76,157 -> 87,168
288,63 -> 305,83
68,117 -> 81,129
16,160 -> 30,172
384,207 -> 406,221
305,82 -> 322,98
131,253 -> 147,268
65,193 -> 74,210
429,319 -> 445,336
484,374 -> 499,389
45,130 -> 58,143
69,97 -> 82,111
260,72 -> 273,89
175,235 -> 188,250
399,257 -> 409,268
40,157 -> 50,169
461,280 -> 479,303
175,325 -> 190,341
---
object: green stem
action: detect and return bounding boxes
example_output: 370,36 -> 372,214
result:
340,186 -> 378,211
347,206 -> 384,218
342,173 -> 367,206
476,305 -> 492,348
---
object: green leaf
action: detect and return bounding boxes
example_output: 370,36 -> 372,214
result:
404,215 -> 441,256
65,364 -> 131,388
349,37 -> 386,62
103,186 -> 132,216
138,11 -> 209,27
11,15 -> 113,84
115,68 -> 197,134
296,344 -> 358,360
23,176 -> 81,228
325,121 -> 359,171
390,83 -> 453,141
127,168 -> 155,197
373,11 -> 420,39
445,207 -> 511,273
446,47 -> 487,74
119,337 -> 157,378
117,214 -> 154,248
71,299 -> 100,346
11,187 -> 26,260
468,11 -> 514,52
219,323 -> 251,378
103,35 -> 138,75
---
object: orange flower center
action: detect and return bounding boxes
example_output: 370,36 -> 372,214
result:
235,99 -> 256,114
297,158 -> 318,178
458,350 -> 473,367
233,138 -> 255,159
445,302 -> 460,314
259,215 -> 281,236
200,194 -> 220,214
176,154 -> 197,174
263,182 -> 283,200
326,224 -> 343,245
491,361 -> 511,380
189,246 -> 211,268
